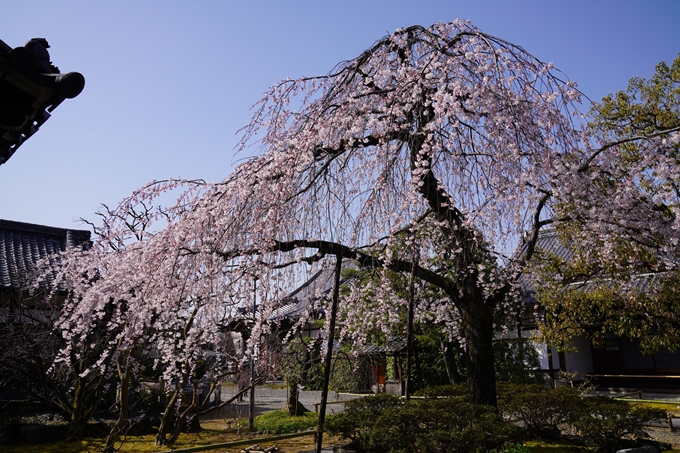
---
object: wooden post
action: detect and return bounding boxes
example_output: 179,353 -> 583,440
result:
315,258 -> 342,453
547,344 -> 555,388
249,277 -> 257,430
405,242 -> 416,401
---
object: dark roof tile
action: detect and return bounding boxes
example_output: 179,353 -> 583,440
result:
0,219 -> 90,289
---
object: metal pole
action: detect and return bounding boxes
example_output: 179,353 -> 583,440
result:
249,277 -> 257,430
315,257 -> 342,453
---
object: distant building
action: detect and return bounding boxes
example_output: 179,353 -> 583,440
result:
0,218 -> 90,305
520,228 -> 680,390
0,219 -> 91,401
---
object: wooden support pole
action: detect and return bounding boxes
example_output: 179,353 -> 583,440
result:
315,257 -> 342,453
249,277 -> 257,430
405,241 -> 416,400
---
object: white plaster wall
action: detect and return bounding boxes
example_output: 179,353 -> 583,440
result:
534,335 -> 593,374
535,342 -> 555,370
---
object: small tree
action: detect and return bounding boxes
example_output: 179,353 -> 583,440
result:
280,336 -> 322,416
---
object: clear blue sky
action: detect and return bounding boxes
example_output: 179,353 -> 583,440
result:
1,0 -> 679,229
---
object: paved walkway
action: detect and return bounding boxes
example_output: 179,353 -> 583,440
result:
593,390 -> 680,432
595,390 -> 680,403
209,386 -> 680,420
210,385 -> 359,419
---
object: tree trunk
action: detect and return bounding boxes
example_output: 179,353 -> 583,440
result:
404,253 -> 416,400
66,378 -> 88,440
104,365 -> 130,453
414,341 -> 424,390
287,375 -> 309,416
441,340 -> 463,385
460,301 -> 497,407
65,359 -> 104,440
156,388 -> 179,446
167,407 -> 192,444
67,408 -> 87,440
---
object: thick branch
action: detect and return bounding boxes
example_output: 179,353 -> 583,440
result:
272,239 -> 457,297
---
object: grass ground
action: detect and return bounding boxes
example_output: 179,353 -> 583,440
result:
0,414 -> 340,453
0,429 -> 343,453
3,429 -> 680,453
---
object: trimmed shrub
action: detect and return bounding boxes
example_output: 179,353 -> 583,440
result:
325,394 -> 402,449
328,385 -> 666,452
498,384 -> 667,449
326,395 -> 520,453
497,384 -> 582,439
412,384 -> 468,398
369,398 -> 521,453
571,397 -> 666,451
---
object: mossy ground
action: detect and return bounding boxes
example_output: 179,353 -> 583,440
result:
0,415 -> 338,453
3,401 -> 680,453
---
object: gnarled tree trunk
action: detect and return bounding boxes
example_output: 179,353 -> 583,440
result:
459,300 -> 497,407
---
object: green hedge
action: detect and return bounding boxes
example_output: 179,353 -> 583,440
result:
324,394 -> 403,449
497,384 -> 666,450
326,385 -> 667,452
571,396 -> 666,451
326,395 -> 520,453
497,384 -> 581,439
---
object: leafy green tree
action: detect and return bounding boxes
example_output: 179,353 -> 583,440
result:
534,54 -> 680,354
590,53 -> 679,138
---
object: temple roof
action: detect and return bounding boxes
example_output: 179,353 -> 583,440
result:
0,219 -> 90,289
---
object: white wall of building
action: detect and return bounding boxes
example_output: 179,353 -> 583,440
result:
534,334 -> 594,375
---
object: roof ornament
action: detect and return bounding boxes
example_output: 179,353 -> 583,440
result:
0,37 -> 85,165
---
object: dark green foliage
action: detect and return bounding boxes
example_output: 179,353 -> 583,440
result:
498,384 -> 666,450
497,384 -> 581,439
571,397 -> 666,452
328,385 -> 667,452
326,395 -> 519,453
368,399 -> 520,453
412,384 -> 468,398
493,339 -> 542,384
325,394 -> 403,449
330,350 -> 372,393
283,337 -> 324,391
414,333 -> 461,388
134,384 -> 165,414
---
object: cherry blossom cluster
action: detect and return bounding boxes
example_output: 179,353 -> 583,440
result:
33,21 -> 679,395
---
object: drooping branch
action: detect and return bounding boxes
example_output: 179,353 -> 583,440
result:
577,125 -> 680,173
271,239 -> 457,297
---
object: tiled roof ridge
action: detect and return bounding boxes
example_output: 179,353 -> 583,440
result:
0,218 -> 90,238
0,218 -> 91,289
